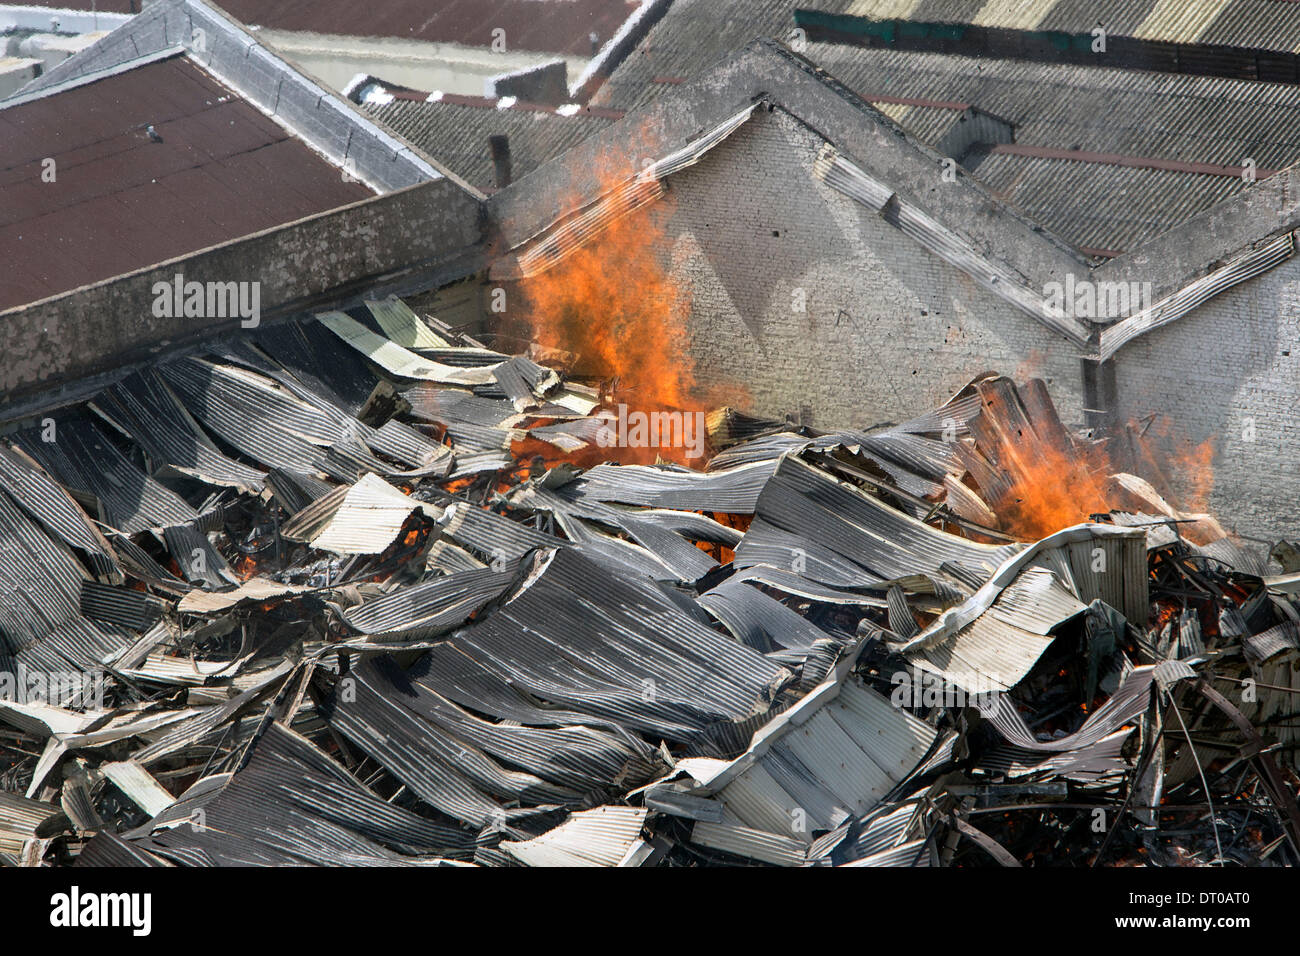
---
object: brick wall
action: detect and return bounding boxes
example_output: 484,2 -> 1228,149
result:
645,107 -> 1299,543
1112,256 -> 1300,543
660,108 -> 1086,431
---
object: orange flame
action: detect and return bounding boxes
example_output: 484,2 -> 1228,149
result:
519,148 -> 696,409
512,130 -> 745,466
984,402 -> 1218,542
992,435 -> 1115,540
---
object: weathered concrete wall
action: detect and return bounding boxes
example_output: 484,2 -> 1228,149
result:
0,178 -> 483,409
658,107 -> 1087,430
1111,257 -> 1300,543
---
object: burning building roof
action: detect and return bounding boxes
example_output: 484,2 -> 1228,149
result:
0,289 -> 1297,868
4,0 -> 1300,875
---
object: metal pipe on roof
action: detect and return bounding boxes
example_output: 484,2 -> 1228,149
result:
490,134 -> 513,189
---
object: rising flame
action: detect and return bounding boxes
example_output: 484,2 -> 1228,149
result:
991,435 -> 1115,541
519,147 -> 697,411
512,132 -> 747,467
982,400 -> 1218,542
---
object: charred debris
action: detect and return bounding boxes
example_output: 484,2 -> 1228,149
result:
1,296 -> 1298,868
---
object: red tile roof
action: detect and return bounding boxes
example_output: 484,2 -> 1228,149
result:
0,56 -> 374,312
214,0 -> 640,56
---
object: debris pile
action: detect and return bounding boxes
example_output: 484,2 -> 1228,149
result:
1,296 -> 1297,867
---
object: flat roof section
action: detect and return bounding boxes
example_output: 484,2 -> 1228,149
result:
214,0 -> 642,57
0,54 -> 375,312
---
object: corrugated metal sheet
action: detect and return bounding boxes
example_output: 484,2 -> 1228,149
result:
15,417 -> 205,534
698,576 -> 844,654
986,661 -> 1186,754
1034,0 -> 1156,35
842,1 -> 1300,52
92,370 -> 267,494
493,356 -> 561,411
375,656 -> 659,789
445,547 -> 793,741
814,145 -> 1092,342
364,97 -> 615,194
1198,0 -> 1300,52
162,524 -> 237,589
132,723 -> 475,865
0,445 -> 121,582
253,320 -> 381,416
0,791 -> 61,855
838,837 -> 931,865
502,806 -> 649,866
514,176 -> 664,277
969,151 -> 1250,254
971,0 -> 1054,28
1098,231 -> 1295,359
567,459 -> 776,513
691,819 -> 809,864
898,524 -> 1146,691
315,311 -> 501,386
79,581 -> 162,630
594,0 -> 886,111
1133,0 -> 1233,43
365,297 -> 451,349
101,761 -> 174,816
804,41 -> 1300,251
734,454 -> 1017,590
0,487 -> 135,689
667,641 -> 940,863
175,578 -> 306,615
322,667 -> 577,826
439,500 -> 567,561
75,831 -> 172,868
343,564 -> 519,639
156,359 -> 341,476
288,473 -> 438,555
405,387 -> 521,428
505,104 -> 756,277
902,570 -> 1077,692
1243,621 -> 1300,662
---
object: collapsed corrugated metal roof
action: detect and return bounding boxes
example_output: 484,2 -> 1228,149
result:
1,293 -> 1297,869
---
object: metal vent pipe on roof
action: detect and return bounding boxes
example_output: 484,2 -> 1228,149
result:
490,134 -> 512,189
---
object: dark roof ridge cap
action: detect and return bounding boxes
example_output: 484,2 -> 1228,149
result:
799,12 -> 1300,81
